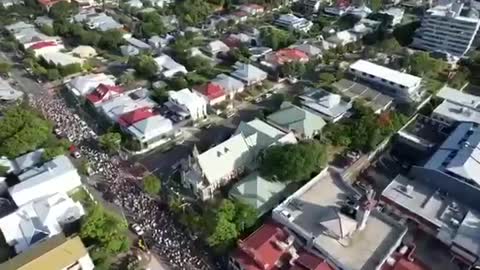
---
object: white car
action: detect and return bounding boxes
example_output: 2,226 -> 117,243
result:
131,223 -> 144,236
72,151 -> 81,159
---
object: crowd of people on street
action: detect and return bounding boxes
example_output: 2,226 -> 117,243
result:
29,93 -> 216,270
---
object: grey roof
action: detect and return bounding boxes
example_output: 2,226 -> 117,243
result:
211,74 -> 244,94
86,13 -> 123,32
299,88 -> 352,120
452,210 -> 480,258
126,37 -> 151,50
433,86 -> 480,124
229,172 -> 287,216
425,122 -> 480,185
0,78 -> 23,101
34,16 -> 54,27
267,101 -> 326,138
13,149 -> 44,174
293,43 -> 322,56
120,45 -> 140,56
20,216 -> 50,246
231,62 -> 267,84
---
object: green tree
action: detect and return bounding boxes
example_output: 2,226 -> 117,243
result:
99,30 -> 124,50
143,175 -> 161,195
174,0 -> 213,26
99,132 -> 121,152
408,52 -> 447,78
378,38 -> 401,54
49,1 -> 76,21
59,63 -> 83,77
42,146 -> 66,162
0,62 -> 11,75
207,216 -> 238,249
185,56 -> 212,71
168,76 -> 189,90
260,27 -> 295,50
233,201 -> 257,232
260,141 -> 328,182
128,54 -> 158,78
280,61 -> 305,78
139,12 -> 167,37
393,21 -> 421,46
318,72 -> 336,85
78,30 -> 101,46
40,25 -> 55,36
118,73 -> 135,85
0,165 -> 9,176
47,69 -> 61,81
370,0 -> 383,12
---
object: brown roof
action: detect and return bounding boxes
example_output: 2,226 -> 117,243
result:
0,234 -> 89,270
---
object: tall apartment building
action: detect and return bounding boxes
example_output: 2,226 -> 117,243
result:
412,1 -> 480,58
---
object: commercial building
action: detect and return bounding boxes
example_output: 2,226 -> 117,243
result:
181,119 -> 296,200
381,174 -> 480,268
299,88 -> 352,122
272,170 -> 407,270
410,122 -> 480,210
0,234 -> 94,270
230,221 -> 334,270
349,60 -> 422,101
432,85 -> 480,126
411,1 -> 480,58
275,14 -> 313,32
0,193 -> 85,253
167,88 -> 208,121
9,155 -> 82,206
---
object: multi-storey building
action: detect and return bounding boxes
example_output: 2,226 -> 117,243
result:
412,1 -> 480,58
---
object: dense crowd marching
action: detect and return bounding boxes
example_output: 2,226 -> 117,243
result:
29,94 -> 216,270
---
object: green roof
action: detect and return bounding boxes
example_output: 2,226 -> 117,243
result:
0,234 -> 88,270
229,172 -> 287,216
267,102 -> 326,139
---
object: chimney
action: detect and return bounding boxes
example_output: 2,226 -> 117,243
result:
357,187 -> 376,231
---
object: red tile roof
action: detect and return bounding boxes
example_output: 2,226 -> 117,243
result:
29,41 -> 58,50
268,48 -> 309,66
37,0 -> 64,7
86,84 -> 124,104
223,36 -> 241,48
118,107 -> 155,127
231,221 -> 334,270
194,83 -> 225,100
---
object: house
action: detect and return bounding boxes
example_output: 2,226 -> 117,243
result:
239,3 -> 264,15
123,112 -> 173,150
299,88 -> 352,122
0,0 -> 22,8
71,45 -> 97,58
5,21 -> 35,34
0,234 -> 94,270
267,101 -> 326,139
98,89 -> 156,122
193,82 -> 226,106
146,0 -> 172,7
349,60 -> 422,102
230,221 -> 335,270
432,85 -> 480,126
231,62 -> 268,86
40,52 -> 84,67
86,13 -> 123,32
345,4 -> 372,18
202,40 -> 230,57
229,172 -> 287,217
120,45 -> 140,56
380,7 -> 405,26
182,119 -> 296,200
66,73 -> 116,97
303,0 -> 322,14
167,88 -> 207,120
36,0 -> 65,10
11,149 -> 45,175
211,73 -> 245,98
9,155 -> 82,207
292,43 -> 322,58
275,14 -> 313,32
326,30 -> 359,46
381,174 -> 480,268
148,35 -> 173,49
125,0 -> 142,8
249,46 -> 273,61
29,41 -> 65,57
34,16 -> 54,28
263,48 -> 309,69
125,37 -> 152,51
223,33 -> 253,48
154,54 -> 188,78
0,193 -> 85,253
86,84 -> 124,106
0,77 -> 23,102
272,170 -> 407,270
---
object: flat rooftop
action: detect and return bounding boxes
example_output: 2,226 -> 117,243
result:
382,174 -> 467,234
273,170 -> 406,270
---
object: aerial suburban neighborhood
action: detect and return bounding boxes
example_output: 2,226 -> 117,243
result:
0,0 -> 479,269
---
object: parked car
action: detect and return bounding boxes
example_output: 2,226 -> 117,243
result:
71,150 -> 81,159
131,223 -> 145,236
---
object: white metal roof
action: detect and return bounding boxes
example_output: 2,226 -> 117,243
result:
127,115 -> 173,141
67,73 -> 116,96
350,60 -> 421,89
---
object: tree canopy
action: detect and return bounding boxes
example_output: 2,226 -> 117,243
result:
98,30 -> 125,50
280,61 -> 306,78
139,12 -> 167,38
129,54 -> 158,78
143,175 -> 161,195
0,62 -> 11,75
49,1 -> 77,21
260,27 -> 295,50
99,132 -> 121,152
174,0 -> 213,26
0,107 -> 52,158
260,141 -> 328,182
408,52 -> 447,78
